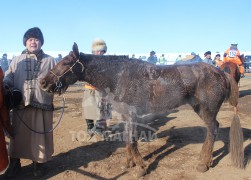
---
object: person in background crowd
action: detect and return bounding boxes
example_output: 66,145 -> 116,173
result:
82,38 -> 111,138
223,42 -> 245,76
244,55 -> 250,73
158,54 -> 167,65
213,54 -> 223,68
56,54 -> 62,63
191,52 -> 196,56
3,27 -> 56,178
176,55 -> 182,62
203,51 -> 214,65
147,51 -> 158,64
1,53 -> 9,72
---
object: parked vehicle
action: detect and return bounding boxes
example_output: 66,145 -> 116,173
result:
244,55 -> 251,72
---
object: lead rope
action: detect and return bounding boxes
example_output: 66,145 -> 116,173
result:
12,82 -> 65,134
14,57 -> 84,134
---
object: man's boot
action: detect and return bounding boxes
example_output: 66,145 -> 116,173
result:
86,119 -> 94,136
4,158 -> 21,178
32,161 -> 45,177
94,119 -> 107,138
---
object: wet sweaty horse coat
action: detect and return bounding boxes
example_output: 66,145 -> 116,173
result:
41,43 -> 243,176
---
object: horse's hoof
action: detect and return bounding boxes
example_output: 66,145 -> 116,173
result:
196,164 -> 209,172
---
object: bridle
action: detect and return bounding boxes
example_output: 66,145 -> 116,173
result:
13,58 -> 84,134
15,58 -> 85,134
50,58 -> 84,92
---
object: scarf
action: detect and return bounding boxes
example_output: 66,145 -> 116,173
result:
21,49 -> 44,61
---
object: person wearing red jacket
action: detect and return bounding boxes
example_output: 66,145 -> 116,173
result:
0,67 -> 13,173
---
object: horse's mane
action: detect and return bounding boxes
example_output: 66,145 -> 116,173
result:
80,53 -> 129,61
79,53 -> 153,67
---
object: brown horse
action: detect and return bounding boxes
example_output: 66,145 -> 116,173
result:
220,54 -> 245,84
41,43 -> 244,177
220,62 -> 241,84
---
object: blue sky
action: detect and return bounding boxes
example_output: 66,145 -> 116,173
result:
1,0 -> 251,55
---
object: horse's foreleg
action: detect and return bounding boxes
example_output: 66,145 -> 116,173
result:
197,120 -> 219,172
127,141 -> 146,177
125,142 -> 135,168
124,118 -> 146,177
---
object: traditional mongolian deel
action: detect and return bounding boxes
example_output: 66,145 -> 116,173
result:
4,50 -> 55,163
41,43 -> 244,177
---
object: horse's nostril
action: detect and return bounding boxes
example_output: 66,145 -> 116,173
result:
40,79 -> 46,87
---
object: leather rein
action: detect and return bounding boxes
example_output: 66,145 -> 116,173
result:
50,58 -> 84,92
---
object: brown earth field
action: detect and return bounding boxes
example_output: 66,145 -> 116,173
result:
1,73 -> 251,180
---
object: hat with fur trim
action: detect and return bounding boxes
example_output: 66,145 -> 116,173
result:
150,51 -> 156,55
23,27 -> 44,46
91,39 -> 107,53
204,51 -> 211,56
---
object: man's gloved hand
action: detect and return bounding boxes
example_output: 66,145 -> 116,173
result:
2,83 -> 10,96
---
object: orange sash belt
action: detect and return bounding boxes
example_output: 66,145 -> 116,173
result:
84,84 -> 97,90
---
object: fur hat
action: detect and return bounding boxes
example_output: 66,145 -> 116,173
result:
23,27 -> 44,46
91,39 -> 107,53
150,51 -> 156,55
204,51 -> 211,56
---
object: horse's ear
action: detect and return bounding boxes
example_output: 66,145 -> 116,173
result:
72,42 -> 79,59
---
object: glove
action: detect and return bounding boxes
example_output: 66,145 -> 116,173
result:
2,83 -> 10,96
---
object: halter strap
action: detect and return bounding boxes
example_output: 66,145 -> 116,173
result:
49,58 -> 84,93
50,59 -> 84,80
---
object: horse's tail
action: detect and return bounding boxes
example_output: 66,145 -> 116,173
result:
225,73 -> 239,106
230,114 -> 244,169
225,73 -> 244,169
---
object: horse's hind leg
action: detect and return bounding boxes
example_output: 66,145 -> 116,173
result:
125,142 -> 135,168
197,116 -> 219,172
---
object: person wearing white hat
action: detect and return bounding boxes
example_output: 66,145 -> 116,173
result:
82,38 -> 110,138
91,38 -> 107,55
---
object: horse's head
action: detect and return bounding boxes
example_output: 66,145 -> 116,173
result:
40,43 -> 84,95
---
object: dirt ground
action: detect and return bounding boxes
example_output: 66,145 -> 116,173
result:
1,74 -> 251,180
